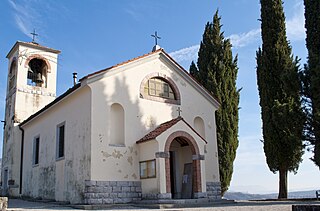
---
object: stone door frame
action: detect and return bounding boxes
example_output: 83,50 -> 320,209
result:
164,131 -> 202,198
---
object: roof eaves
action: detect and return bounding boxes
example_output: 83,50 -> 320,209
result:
159,50 -> 221,107
136,116 -> 207,145
136,116 -> 182,144
79,48 -> 163,82
6,41 -> 61,58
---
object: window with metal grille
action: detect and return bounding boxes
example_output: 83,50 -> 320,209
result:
144,77 -> 175,99
33,136 -> 40,165
56,122 -> 65,159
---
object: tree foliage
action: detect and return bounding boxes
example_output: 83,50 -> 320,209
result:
189,10 -> 240,196
303,0 -> 320,168
189,61 -> 199,81
256,0 -> 305,199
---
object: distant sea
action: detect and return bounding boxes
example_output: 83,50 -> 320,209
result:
224,190 -> 319,200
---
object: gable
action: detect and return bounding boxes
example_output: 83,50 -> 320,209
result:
80,49 -> 220,109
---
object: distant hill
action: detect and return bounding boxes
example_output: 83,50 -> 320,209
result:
224,190 -> 318,200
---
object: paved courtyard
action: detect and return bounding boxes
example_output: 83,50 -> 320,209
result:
6,198 -> 320,211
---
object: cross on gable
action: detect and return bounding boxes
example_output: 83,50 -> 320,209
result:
30,29 -> 39,43
177,107 -> 182,117
151,31 -> 161,45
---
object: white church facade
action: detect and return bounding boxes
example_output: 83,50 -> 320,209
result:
2,41 -> 221,204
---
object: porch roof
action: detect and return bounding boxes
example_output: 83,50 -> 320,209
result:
136,116 -> 207,144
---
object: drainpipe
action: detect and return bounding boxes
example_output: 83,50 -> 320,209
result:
18,126 -> 24,195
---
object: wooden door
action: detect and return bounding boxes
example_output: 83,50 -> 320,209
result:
181,163 -> 193,199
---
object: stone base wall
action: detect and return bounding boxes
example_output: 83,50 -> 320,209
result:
292,205 -> 320,211
142,193 -> 171,199
206,182 -> 221,200
0,197 -> 7,211
84,180 -> 142,204
194,192 -> 207,199
84,180 -> 221,204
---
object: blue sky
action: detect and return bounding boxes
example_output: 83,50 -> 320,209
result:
0,0 -> 318,194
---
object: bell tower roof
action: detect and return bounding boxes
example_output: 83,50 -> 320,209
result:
6,41 -> 61,59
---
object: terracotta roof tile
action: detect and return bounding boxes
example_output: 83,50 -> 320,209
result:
136,117 -> 183,144
79,48 -> 163,81
136,116 -> 207,144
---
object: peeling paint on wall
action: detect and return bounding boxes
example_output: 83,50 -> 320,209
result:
128,146 -> 134,154
101,149 -> 124,159
212,174 -> 216,180
131,173 -> 137,180
101,151 -> 112,158
39,165 -> 56,199
112,150 -> 123,159
127,156 -> 133,166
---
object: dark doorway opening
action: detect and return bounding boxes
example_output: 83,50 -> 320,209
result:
169,138 -> 193,199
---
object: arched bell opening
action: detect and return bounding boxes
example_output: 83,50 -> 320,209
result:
27,58 -> 48,87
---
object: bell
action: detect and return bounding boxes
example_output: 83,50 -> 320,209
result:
35,72 -> 43,83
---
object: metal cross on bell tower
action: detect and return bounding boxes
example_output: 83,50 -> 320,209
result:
30,29 -> 39,43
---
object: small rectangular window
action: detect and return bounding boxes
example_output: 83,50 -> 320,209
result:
56,122 -> 65,159
33,136 -> 40,165
140,159 -> 156,179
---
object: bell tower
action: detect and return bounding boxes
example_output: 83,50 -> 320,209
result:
2,41 -> 60,196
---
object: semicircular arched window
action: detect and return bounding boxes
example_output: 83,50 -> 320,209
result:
140,74 -> 181,105
144,77 -> 175,100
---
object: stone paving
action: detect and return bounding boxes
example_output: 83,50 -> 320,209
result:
6,198 -> 320,211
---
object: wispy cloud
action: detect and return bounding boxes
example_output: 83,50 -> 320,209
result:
169,45 -> 199,65
8,0 -> 64,41
286,1 -> 305,41
124,7 -> 142,22
8,0 -> 40,39
169,1 -> 305,66
168,29 -> 260,68
124,1 -> 162,22
229,29 -> 261,48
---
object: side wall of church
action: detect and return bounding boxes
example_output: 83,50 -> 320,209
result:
86,53 -> 220,202
21,86 -> 91,204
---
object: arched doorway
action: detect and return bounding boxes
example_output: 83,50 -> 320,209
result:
164,131 -> 201,199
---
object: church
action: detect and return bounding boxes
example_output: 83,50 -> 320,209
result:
2,40 -> 221,204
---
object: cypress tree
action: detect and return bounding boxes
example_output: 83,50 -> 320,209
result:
256,0 -> 305,199
189,61 -> 199,81
190,10 -> 240,195
304,0 -> 320,167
